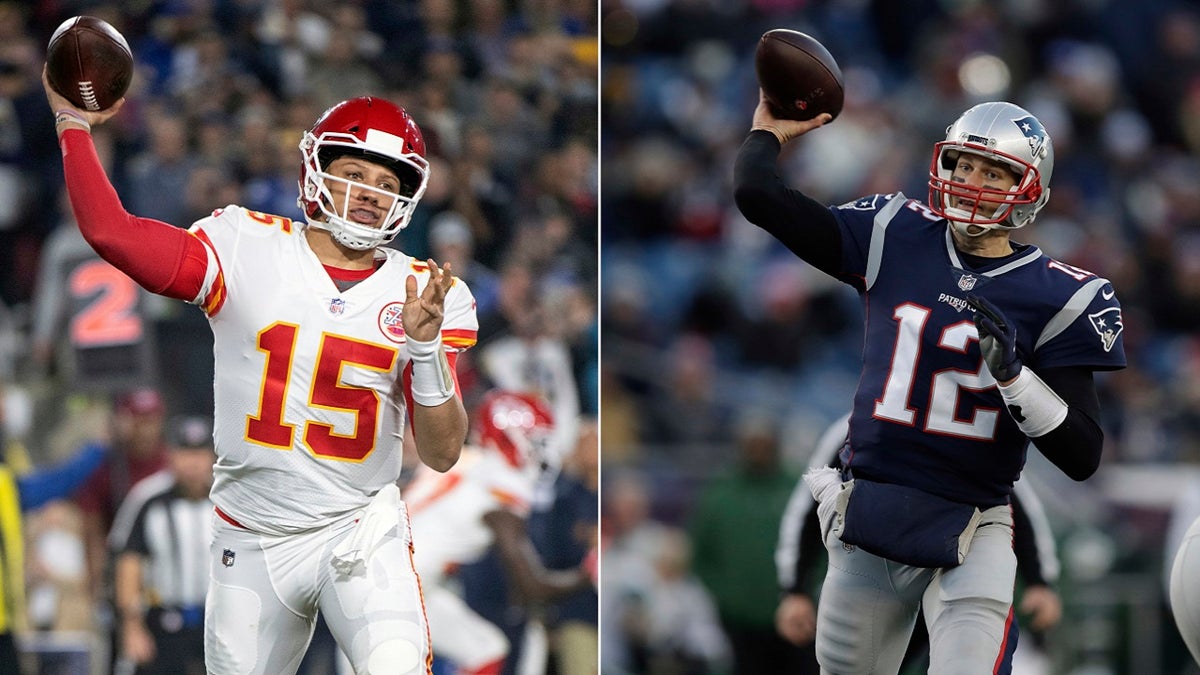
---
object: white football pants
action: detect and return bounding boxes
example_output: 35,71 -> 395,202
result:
203,506 -> 431,675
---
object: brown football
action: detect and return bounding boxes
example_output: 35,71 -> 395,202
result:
45,15 -> 133,112
755,29 -> 844,122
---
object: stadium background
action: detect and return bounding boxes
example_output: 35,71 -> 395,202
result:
600,0 -> 1200,673
0,0 -> 597,673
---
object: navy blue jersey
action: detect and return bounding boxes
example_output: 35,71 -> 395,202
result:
829,193 -> 1126,507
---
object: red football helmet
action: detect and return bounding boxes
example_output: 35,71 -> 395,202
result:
474,390 -> 555,471
298,97 -> 430,250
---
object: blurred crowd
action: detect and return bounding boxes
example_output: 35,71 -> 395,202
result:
600,0 -> 1200,672
0,1 -> 597,674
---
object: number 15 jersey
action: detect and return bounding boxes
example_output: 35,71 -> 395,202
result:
188,206 -> 478,535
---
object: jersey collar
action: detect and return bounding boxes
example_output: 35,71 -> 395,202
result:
944,228 -> 1042,276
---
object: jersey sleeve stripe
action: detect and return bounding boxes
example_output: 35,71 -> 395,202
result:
441,329 -> 477,350
202,271 -> 227,316
191,228 -> 228,316
488,487 -> 528,510
865,194 -> 907,291
1033,277 -> 1108,350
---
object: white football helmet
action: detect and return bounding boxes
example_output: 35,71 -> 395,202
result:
928,101 -> 1053,237
298,96 -> 430,250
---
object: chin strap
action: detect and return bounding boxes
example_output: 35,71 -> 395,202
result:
304,218 -> 383,250
949,219 -> 989,238
945,206 -> 1018,238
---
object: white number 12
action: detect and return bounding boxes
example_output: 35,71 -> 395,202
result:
872,303 -> 1000,440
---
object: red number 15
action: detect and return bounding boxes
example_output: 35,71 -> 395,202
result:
245,323 -> 398,462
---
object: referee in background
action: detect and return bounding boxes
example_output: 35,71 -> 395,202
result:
109,415 -> 215,675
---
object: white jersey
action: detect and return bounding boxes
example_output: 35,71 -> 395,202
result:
404,445 -> 534,584
188,206 -> 477,535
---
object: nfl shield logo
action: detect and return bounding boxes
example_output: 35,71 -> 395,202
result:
958,274 -> 978,291
222,549 -> 236,567
329,298 -> 345,316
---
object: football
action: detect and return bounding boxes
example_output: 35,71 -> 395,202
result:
45,15 -> 133,112
754,29 -> 844,122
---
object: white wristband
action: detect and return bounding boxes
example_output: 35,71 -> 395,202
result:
996,366 -> 1069,437
54,109 -> 90,132
407,334 -> 455,407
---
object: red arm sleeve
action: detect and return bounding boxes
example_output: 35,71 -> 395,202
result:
59,128 -> 209,301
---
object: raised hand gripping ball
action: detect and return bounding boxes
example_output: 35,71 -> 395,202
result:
755,29 -> 844,122
45,15 -> 133,112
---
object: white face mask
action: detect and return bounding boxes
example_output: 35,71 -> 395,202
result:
298,134 -> 429,249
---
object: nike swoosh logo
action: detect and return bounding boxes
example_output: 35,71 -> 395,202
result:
1102,288 -> 1114,300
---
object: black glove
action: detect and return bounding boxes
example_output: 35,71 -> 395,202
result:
969,294 -> 1023,383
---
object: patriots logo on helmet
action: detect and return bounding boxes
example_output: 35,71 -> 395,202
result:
1013,115 -> 1048,159
1088,307 -> 1123,353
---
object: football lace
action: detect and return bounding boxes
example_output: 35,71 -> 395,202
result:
77,81 -> 99,111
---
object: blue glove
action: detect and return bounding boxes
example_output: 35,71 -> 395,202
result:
969,294 -> 1023,383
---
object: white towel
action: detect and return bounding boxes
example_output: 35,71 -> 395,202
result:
331,483 -> 405,575
803,466 -> 853,542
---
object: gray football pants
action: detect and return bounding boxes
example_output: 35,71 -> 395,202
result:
815,504 -> 1016,675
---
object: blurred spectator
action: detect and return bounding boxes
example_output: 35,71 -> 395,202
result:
530,417 -> 600,675
479,287 -> 581,471
125,115 -> 198,228
428,210 -> 500,319
454,123 -> 519,268
730,261 -> 818,374
305,27 -> 384,108
688,413 -> 802,674
477,259 -> 533,346
0,375 -> 112,675
598,470 -> 674,673
30,206 -> 162,400
538,276 -> 598,417
24,502 -> 88,635
612,525 -> 732,674
109,415 -> 214,675
72,385 -> 168,669
167,30 -> 254,117
252,0 -> 332,99
0,24 -> 57,307
652,527 -> 733,672
638,334 -> 734,458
